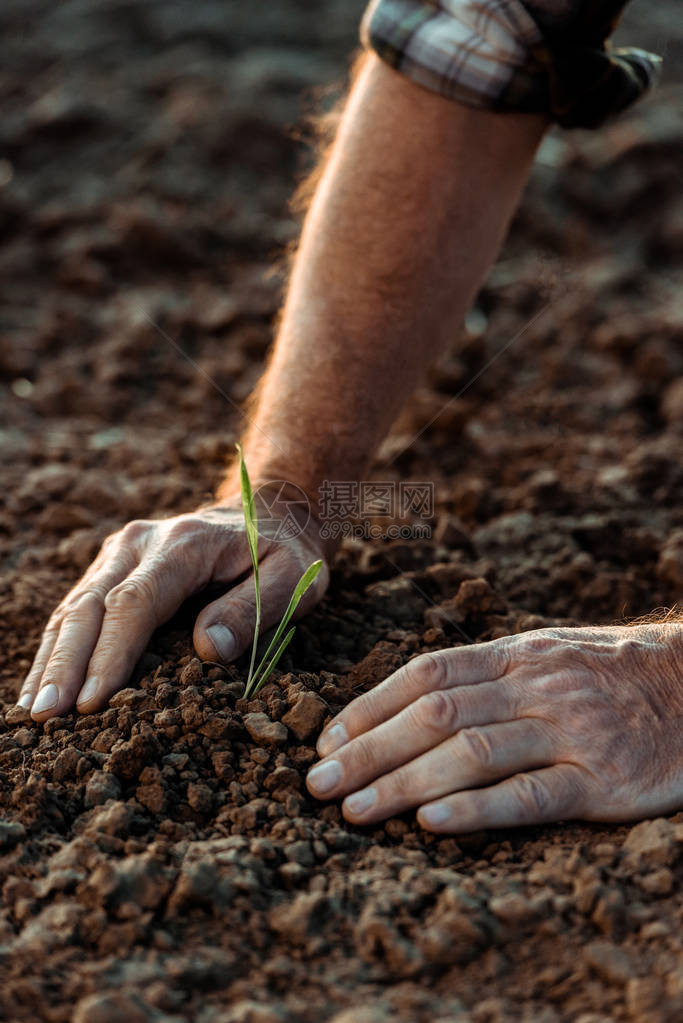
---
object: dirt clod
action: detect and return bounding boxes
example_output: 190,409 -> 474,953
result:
243,713 -> 288,747
623,819 -> 681,868
0,1 -> 681,1020
281,692 -> 328,741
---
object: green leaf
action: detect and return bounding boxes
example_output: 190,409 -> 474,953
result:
286,559 -> 324,617
237,443 -> 259,575
248,626 -> 296,697
247,559 -> 323,694
236,443 -> 261,688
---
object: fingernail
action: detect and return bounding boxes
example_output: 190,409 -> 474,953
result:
318,722 -> 348,757
344,786 -> 377,817
77,676 -> 98,707
420,802 -> 451,827
31,683 -> 59,716
206,624 -> 237,662
17,693 -> 33,710
307,759 -> 342,794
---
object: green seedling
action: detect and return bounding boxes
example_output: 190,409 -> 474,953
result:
237,444 -> 322,699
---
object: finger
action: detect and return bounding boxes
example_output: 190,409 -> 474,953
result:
18,622 -> 61,711
27,545 -> 141,719
337,718 -> 555,825
193,548 -> 324,665
317,641 -> 511,757
417,763 -> 589,834
306,680 -> 519,801
76,553 -> 207,712
30,592 -> 108,719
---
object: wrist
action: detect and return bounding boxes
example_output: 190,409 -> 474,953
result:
216,465 -> 342,560
217,444 -> 331,518
666,624 -> 683,717
635,621 -> 683,713
665,621 -> 683,675
217,470 -> 320,518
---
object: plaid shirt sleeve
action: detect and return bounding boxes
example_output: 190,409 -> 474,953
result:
360,0 -> 662,128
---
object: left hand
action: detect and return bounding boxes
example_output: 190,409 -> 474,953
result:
306,624 -> 683,832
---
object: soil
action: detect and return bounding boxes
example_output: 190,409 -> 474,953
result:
1,2 -> 682,1021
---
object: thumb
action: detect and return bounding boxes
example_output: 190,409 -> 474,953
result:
193,551 -> 308,665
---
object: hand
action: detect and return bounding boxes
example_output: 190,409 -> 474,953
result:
306,624 -> 683,833
20,492 -> 328,721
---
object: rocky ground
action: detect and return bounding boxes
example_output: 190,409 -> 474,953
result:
1,1 -> 682,1020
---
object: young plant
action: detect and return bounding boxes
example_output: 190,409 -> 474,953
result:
237,444 -> 322,699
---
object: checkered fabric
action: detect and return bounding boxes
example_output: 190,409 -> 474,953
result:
361,0 -> 661,127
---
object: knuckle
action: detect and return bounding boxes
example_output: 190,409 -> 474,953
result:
457,726 -> 495,770
515,631 -> 560,657
105,575 -> 156,611
48,580 -> 108,630
50,586 -> 106,626
384,766 -> 413,802
409,651 -> 448,690
119,519 -> 151,545
481,636 -> 513,679
22,667 -> 42,688
514,627 -> 588,656
615,637 -> 648,665
512,631 -> 597,678
226,592 -> 255,623
44,613 -> 64,636
43,650 -> 74,676
512,772 -> 551,817
164,515 -> 205,543
412,690 -> 458,733
342,693 -> 375,734
100,531 -> 119,551
346,736 -> 379,776
68,588 -> 105,614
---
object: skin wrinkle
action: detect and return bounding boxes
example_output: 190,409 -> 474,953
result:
19,42 -> 683,832
309,620 -> 683,829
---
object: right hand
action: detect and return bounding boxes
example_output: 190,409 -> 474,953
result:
19,493 -> 329,721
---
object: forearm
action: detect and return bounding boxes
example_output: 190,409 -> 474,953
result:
220,54 -> 547,506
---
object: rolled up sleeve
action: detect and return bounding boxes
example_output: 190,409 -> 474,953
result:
360,0 -> 662,128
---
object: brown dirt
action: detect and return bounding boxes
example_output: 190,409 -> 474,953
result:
1,2 -> 682,1021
